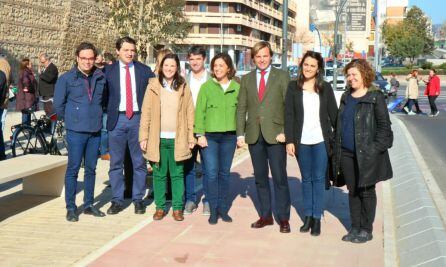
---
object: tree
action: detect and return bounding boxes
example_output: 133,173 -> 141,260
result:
404,6 -> 434,54
104,0 -> 191,61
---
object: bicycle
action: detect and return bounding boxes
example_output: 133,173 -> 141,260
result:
10,99 -> 67,157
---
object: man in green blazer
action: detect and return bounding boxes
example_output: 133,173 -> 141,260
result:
236,41 -> 291,233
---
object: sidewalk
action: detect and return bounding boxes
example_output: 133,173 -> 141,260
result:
86,155 -> 384,267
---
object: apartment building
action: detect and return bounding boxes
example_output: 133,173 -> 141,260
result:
386,0 -> 408,25
180,0 -> 297,70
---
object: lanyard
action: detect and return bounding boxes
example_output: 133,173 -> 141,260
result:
82,76 -> 93,102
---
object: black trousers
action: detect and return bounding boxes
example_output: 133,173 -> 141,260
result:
248,133 -> 290,221
428,96 -> 438,114
341,149 -> 377,233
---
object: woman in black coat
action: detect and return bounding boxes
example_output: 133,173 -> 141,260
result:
333,59 -> 393,243
285,51 -> 338,236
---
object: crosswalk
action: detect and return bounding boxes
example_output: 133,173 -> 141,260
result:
393,90 -> 446,113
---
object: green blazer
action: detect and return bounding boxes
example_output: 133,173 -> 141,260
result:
236,66 -> 290,144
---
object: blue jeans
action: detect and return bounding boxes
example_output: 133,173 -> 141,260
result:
100,113 -> 109,156
65,130 -> 101,211
21,111 -> 31,125
201,132 -> 236,213
0,109 -> 5,160
297,142 -> 328,219
183,145 -> 207,204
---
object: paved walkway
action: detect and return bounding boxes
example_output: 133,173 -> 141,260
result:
87,155 -> 384,267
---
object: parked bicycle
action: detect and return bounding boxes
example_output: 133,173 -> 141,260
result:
10,99 -> 67,157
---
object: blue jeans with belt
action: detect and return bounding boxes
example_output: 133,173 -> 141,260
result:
65,130 -> 101,211
297,142 -> 328,219
201,132 -> 236,214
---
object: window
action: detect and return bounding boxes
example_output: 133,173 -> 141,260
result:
199,3 -> 206,12
236,3 -> 241,12
237,25 -> 242,32
199,24 -> 207,34
220,3 -> 228,13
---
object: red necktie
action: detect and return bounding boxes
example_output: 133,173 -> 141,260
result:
125,64 -> 134,119
258,70 -> 266,101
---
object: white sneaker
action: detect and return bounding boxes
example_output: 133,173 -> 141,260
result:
408,111 -> 416,116
184,201 -> 197,215
403,107 -> 409,113
434,111 -> 440,117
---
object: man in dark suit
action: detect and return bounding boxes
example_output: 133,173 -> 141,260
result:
38,53 -> 59,115
104,36 -> 155,215
236,41 -> 291,233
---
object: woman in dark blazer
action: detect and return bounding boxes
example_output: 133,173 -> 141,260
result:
16,58 -> 38,125
285,51 -> 338,236
333,59 -> 393,243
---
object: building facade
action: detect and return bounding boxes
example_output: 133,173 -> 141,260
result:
180,0 -> 297,70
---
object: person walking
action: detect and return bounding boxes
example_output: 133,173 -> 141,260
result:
284,51 -> 338,236
404,69 -> 422,115
139,53 -> 195,221
236,41 -> 291,233
54,42 -> 107,222
333,59 -> 393,243
16,58 -> 38,125
184,45 -> 211,215
424,68 -> 441,117
104,36 -> 155,215
195,53 -> 239,225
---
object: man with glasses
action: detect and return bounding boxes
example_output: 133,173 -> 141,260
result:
104,36 -> 155,215
54,42 -> 107,222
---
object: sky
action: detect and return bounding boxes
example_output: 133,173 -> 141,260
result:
409,0 -> 446,25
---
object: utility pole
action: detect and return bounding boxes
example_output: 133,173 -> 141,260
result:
310,23 -> 322,53
282,0 -> 288,71
333,0 -> 348,90
374,0 -> 381,72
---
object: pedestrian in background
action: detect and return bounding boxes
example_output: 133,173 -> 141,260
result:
389,72 -> 399,97
139,53 -> 195,222
195,53 -> 239,225
54,42 -> 107,222
404,69 -> 422,115
333,59 -> 393,243
0,56 -> 12,133
424,68 -> 441,117
38,53 -> 59,116
184,45 -> 211,215
284,51 -> 338,236
16,58 -> 37,125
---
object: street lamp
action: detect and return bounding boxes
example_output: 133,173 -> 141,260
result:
310,23 -> 322,53
333,0 -> 348,91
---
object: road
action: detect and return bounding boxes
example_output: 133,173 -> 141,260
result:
390,86 -> 446,198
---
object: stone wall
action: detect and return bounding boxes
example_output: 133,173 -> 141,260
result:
0,0 -> 117,82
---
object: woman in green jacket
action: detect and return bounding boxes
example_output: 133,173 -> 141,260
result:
194,53 -> 240,225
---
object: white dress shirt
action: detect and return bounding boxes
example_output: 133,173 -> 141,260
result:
301,91 -> 324,145
189,71 -> 208,106
119,60 -> 139,112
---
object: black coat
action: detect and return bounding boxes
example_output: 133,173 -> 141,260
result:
332,87 -> 393,188
0,71 -> 7,106
284,80 -> 338,188
38,62 -> 59,97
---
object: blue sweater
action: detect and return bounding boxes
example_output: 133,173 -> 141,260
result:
341,94 -> 360,152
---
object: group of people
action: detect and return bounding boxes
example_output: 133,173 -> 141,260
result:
3,36 -> 394,244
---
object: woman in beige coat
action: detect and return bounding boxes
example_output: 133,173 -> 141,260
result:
404,69 -> 422,115
139,53 -> 195,222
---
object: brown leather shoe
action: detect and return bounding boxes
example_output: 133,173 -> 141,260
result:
153,209 -> 166,220
172,210 -> 184,221
279,220 -> 291,233
251,217 -> 274,228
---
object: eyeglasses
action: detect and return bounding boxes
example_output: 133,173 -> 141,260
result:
79,57 -> 96,62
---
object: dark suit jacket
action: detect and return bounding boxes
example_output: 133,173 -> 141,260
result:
236,66 -> 289,144
38,62 -> 59,97
284,80 -> 338,156
104,61 -> 155,131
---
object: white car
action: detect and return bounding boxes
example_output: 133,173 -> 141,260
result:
324,67 -> 346,91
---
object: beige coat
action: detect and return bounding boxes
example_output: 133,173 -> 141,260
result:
139,78 -> 195,163
405,74 -> 420,99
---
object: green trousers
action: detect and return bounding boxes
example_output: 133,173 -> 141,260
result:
152,138 -> 184,211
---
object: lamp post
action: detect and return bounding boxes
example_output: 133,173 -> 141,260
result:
310,23 -> 322,53
282,0 -> 288,71
333,0 -> 348,91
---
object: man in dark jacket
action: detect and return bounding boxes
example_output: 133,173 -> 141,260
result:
0,70 -> 7,160
54,42 -> 106,222
38,53 -> 58,115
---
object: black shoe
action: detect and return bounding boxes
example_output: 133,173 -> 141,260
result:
218,212 -> 233,223
208,210 -> 218,225
134,201 -> 146,214
351,230 -> 373,244
299,216 -> 314,233
107,202 -> 124,215
66,210 -> 79,222
84,206 -> 106,217
342,228 -> 360,242
310,219 -> 321,236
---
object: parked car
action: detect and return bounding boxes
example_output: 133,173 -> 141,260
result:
288,65 -> 298,79
373,72 -> 391,96
324,67 -> 346,90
